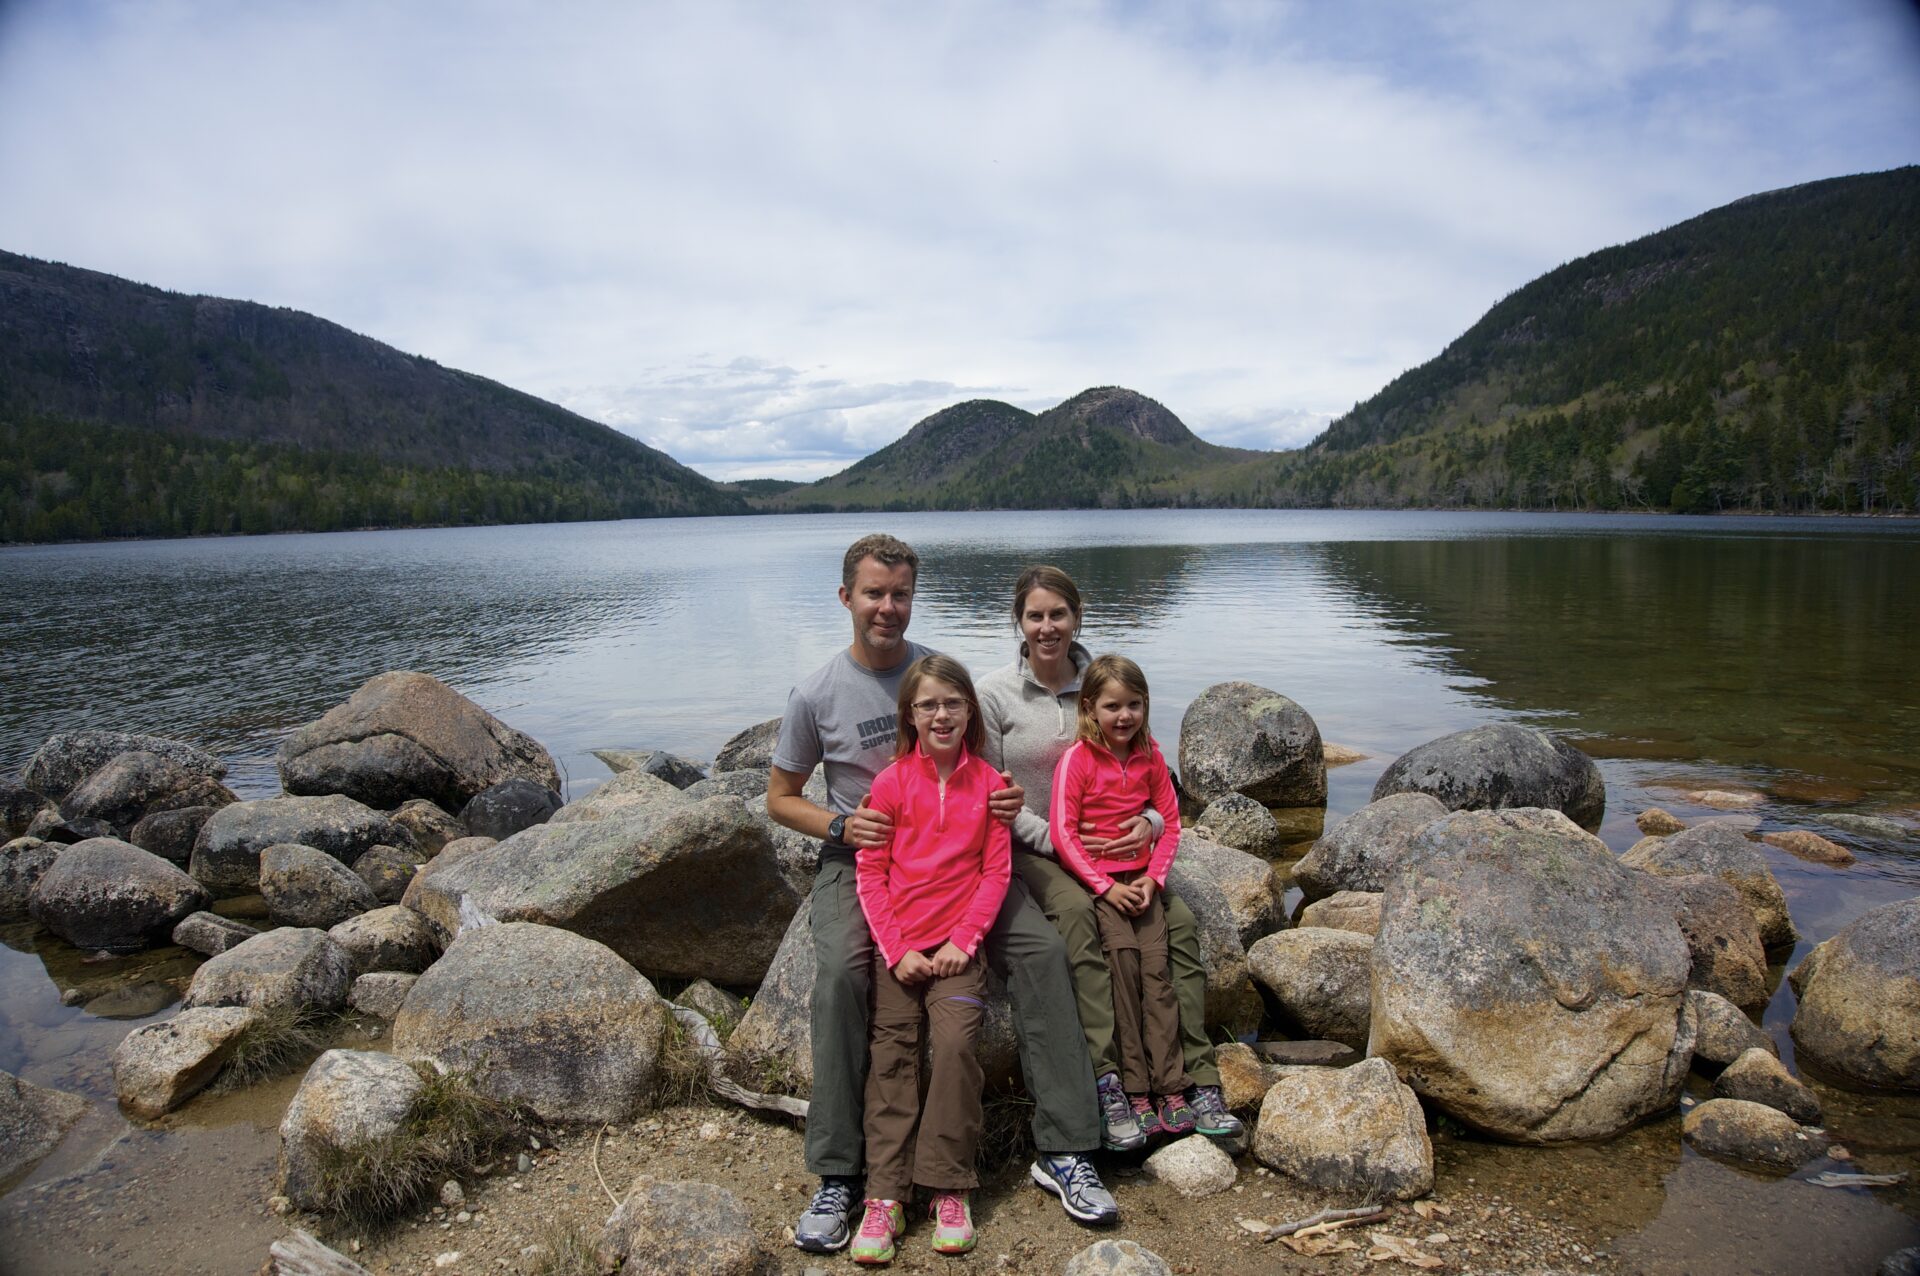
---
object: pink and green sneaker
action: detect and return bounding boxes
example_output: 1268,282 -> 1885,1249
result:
929,1190 -> 975,1254
850,1198 -> 905,1265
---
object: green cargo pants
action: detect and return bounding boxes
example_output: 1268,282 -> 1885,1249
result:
804,854 -> 1100,1178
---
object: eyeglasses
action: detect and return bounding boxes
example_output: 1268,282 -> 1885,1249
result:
910,697 -> 969,718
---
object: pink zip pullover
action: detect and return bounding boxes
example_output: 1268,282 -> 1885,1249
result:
856,743 -> 1012,969
1049,736 -> 1182,895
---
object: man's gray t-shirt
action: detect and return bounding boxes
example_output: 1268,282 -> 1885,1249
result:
772,642 -> 934,846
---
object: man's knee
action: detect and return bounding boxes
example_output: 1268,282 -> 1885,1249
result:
812,959 -> 871,1024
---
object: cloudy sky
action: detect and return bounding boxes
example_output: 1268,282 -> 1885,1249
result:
2,2 -> 1917,480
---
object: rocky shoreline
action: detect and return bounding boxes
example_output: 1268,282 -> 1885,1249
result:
2,670 -> 1918,1274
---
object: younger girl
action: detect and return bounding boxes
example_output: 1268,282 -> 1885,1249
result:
1048,655 -> 1193,1137
852,654 -> 1011,1264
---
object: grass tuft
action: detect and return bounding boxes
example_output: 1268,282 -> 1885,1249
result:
647,1012 -> 720,1110
208,1004 -> 335,1093
307,1063 -> 525,1228
978,1091 -> 1037,1170
527,1220 -> 598,1276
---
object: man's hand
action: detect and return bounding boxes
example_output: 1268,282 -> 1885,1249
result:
1081,814 -> 1153,859
846,792 -> 893,848
893,949 -> 934,985
930,941 -> 970,977
988,772 -> 1025,827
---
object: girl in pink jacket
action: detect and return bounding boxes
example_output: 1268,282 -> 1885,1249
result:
852,654 -> 1010,1263
1048,654 -> 1194,1137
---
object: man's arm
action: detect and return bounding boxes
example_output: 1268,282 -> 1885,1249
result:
767,765 -> 834,839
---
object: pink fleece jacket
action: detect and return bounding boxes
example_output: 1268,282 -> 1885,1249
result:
1048,736 -> 1182,895
856,743 -> 1012,968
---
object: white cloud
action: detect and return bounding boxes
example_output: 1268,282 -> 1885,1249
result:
1,0 -> 1914,479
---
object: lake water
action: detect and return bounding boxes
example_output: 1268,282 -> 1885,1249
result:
2,509 -> 1918,1271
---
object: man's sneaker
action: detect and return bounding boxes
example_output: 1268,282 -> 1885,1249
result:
1029,1153 -> 1119,1225
793,1176 -> 860,1252
850,1198 -> 906,1265
1156,1091 -> 1198,1136
1129,1093 -> 1166,1140
1187,1083 -> 1246,1139
1096,1072 -> 1147,1151
929,1190 -> 975,1254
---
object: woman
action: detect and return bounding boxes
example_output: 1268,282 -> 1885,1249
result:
977,565 -> 1243,1149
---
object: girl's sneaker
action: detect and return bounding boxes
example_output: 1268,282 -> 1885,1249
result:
1156,1091 -> 1198,1136
929,1190 -> 975,1254
850,1198 -> 905,1265
1129,1093 -> 1166,1140
1186,1083 -> 1246,1139
1097,1071 -> 1147,1151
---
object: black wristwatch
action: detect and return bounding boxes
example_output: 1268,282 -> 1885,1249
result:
827,814 -> 848,845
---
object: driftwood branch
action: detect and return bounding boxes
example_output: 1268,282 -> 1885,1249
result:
670,1005 -> 811,1121
264,1230 -> 374,1276
1258,1203 -> 1390,1242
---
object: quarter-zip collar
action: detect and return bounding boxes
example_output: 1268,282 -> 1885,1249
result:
1015,640 -> 1092,733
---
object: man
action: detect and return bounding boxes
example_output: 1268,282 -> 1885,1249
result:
768,533 -> 1119,1253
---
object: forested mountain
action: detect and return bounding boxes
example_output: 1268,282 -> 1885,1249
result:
761,387 -> 1261,511
0,251 -> 743,541
1221,166 -> 1919,513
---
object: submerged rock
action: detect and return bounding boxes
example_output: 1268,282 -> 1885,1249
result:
0,1068 -> 89,1183
593,1178 -> 762,1276
1177,682 -> 1327,809
1623,821 -> 1797,948
278,1049 -> 426,1210
112,1005 -> 260,1119
1761,829 -> 1856,867
191,794 -> 409,897
1369,808 -> 1692,1143
28,837 -> 212,952
1252,1056 -> 1432,1201
1372,723 -> 1606,828
1636,808 -> 1686,836
1292,792 -> 1447,900
1790,897 -> 1920,1090
1682,1097 -> 1829,1170
277,671 -> 561,811
391,922 -> 667,1124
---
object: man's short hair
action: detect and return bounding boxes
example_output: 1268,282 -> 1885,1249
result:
841,533 -> 920,590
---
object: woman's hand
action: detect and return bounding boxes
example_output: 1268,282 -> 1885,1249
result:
930,941 -> 970,977
988,772 -> 1025,827
847,792 -> 893,848
1081,814 -> 1152,859
893,949 -> 934,985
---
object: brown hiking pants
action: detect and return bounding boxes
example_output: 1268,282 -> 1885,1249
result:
863,953 -> 987,1203
1094,876 -> 1189,1097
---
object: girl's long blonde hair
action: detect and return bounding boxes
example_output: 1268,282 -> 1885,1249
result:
894,654 -> 986,759
1076,654 -> 1152,755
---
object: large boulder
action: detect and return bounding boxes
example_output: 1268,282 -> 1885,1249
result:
128,805 -> 218,866
392,922 -> 667,1122
112,1006 -> 260,1118
1247,928 -> 1372,1049
260,843 -> 380,928
712,718 -> 780,773
0,1068 -> 89,1183
1639,872 -> 1770,1009
183,927 -> 354,1016
1,837 -> 60,922
1622,822 -> 1797,948
276,671 -> 561,811
28,837 -> 212,952
1371,724 -> 1605,829
1251,1057 -> 1433,1201
1177,682 -> 1327,809
278,1050 -> 425,1210
1174,831 -> 1283,949
1163,852 -> 1260,1033
1681,1097 -> 1830,1171
1790,897 -> 1920,1090
191,794 -> 409,897
328,906 -> 440,976
407,796 -> 802,984
458,778 -> 563,841
1369,808 -> 1694,1143
724,904 -> 1023,1097
21,731 -> 225,802
593,1178 -> 762,1276
398,835 -> 496,915
60,751 -> 235,836
1292,793 -> 1447,900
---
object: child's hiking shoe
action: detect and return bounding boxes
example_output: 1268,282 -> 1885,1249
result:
1096,1071 -> 1147,1151
793,1175 -> 860,1252
1186,1083 -> 1246,1139
929,1190 -> 975,1254
1129,1092 -> 1166,1140
850,1198 -> 906,1265
1156,1091 -> 1198,1136
1029,1153 -> 1120,1225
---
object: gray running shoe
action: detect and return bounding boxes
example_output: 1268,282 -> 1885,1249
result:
1029,1153 -> 1119,1225
794,1175 -> 861,1252
1096,1071 -> 1147,1152
1187,1083 -> 1246,1140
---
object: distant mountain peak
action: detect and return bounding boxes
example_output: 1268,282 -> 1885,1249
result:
1044,386 -> 1199,446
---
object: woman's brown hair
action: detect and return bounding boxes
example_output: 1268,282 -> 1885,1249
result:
1076,654 -> 1151,754
894,654 -> 987,759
